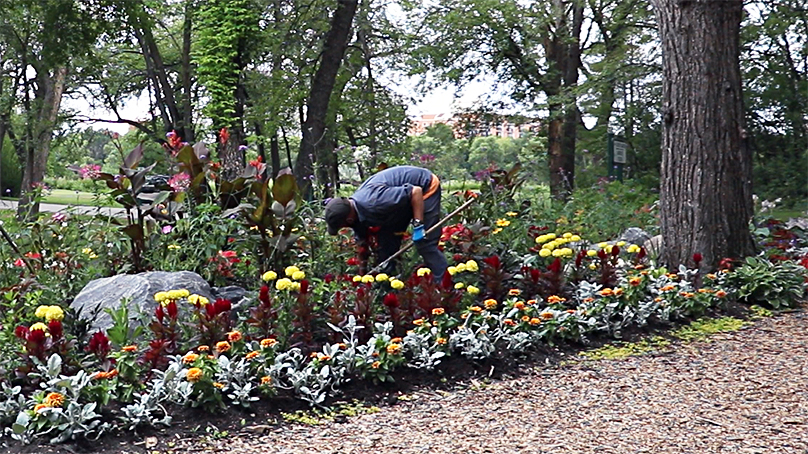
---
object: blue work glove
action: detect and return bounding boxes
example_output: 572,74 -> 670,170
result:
412,219 -> 425,242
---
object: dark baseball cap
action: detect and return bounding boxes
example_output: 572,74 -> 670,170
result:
325,198 -> 352,235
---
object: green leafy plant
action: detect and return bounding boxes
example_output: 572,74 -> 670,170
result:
726,257 -> 807,309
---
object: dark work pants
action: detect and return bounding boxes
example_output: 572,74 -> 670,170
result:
377,187 -> 447,280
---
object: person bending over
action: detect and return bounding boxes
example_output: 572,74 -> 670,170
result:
324,166 -> 447,279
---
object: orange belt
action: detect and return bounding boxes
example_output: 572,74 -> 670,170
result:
424,174 -> 440,200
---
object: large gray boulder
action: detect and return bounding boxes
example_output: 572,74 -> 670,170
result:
71,271 -> 248,332
619,227 -> 652,246
643,235 -> 664,260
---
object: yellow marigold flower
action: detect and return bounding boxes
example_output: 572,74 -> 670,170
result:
188,294 -> 209,306
529,317 -> 541,326
552,248 -> 564,257
465,260 -> 478,272
34,403 -> 48,413
543,242 -> 556,251
508,289 -> 521,296
540,312 -> 554,320
454,282 -> 465,289
716,290 -> 727,298
570,235 -> 581,242
514,301 -> 526,310
44,392 -> 65,408
275,278 -> 293,291
42,306 -> 64,322
291,270 -> 306,280
82,247 -> 93,255
469,306 -> 483,313
262,270 -> 278,281
227,330 -> 242,343
447,266 -> 458,276
182,353 -> 199,364
153,291 -> 168,303
586,249 -> 597,257
599,288 -> 614,297
261,338 -> 278,348
496,218 -> 511,227
352,275 -> 362,283
597,242 -> 608,248
432,308 -> 445,316
121,345 -> 137,353
436,337 -> 447,345
506,211 -> 517,217
492,227 -> 503,235
178,289 -> 189,298
547,295 -> 566,304
451,263 -> 466,274
413,318 -> 426,326
390,279 -> 405,290
627,244 -> 641,253
546,233 -> 557,240
291,282 -> 301,292
167,290 -> 183,300
284,265 -> 299,277
35,305 -> 49,318
186,367 -> 203,383
371,361 -> 381,369
589,264 -> 597,270
539,248 -> 552,258
466,285 -> 480,295
484,299 -> 497,309
386,343 -> 402,355
417,267 -> 432,277
216,341 -> 231,353
198,345 -> 210,352
616,241 -> 626,247
561,248 -> 574,257
213,382 -> 225,389
375,273 -> 389,282
360,274 -> 374,284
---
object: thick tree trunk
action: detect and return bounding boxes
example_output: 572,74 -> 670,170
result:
17,66 -> 68,219
295,0 -> 359,199
652,0 -> 754,270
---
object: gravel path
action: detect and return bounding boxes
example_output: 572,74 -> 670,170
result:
215,310 -> 808,454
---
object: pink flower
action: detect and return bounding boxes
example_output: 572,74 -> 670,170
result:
168,173 -> 191,193
161,225 -> 173,234
78,164 -> 102,180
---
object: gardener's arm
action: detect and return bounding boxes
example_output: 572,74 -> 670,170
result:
411,186 -> 424,223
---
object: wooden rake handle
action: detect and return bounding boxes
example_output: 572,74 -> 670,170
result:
369,197 -> 477,275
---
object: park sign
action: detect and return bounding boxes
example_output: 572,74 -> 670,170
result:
607,133 -> 627,182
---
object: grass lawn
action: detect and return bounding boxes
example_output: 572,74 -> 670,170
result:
1,189 -> 115,207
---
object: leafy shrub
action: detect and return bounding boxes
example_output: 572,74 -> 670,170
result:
725,257 -> 807,309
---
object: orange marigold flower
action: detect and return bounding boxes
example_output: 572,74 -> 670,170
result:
666,273 -> 678,279
540,312 -> 554,320
629,277 -> 642,287
697,288 -> 713,294
660,285 -> 676,292
34,403 -> 48,413
469,306 -> 483,313
108,369 -> 119,378
371,361 -> 381,369
436,337 -> 447,345
483,299 -> 497,309
460,313 -> 469,319
215,341 -> 231,353
213,382 -> 225,389
706,273 -> 717,280
599,288 -> 613,297
680,292 -> 695,298
386,343 -> 402,355
508,289 -> 521,296
547,295 -> 566,304
261,376 -> 272,385
227,330 -> 243,343
521,315 -> 530,322
716,290 -> 727,298
529,317 -> 541,326
121,345 -> 137,353
186,367 -> 203,383
503,319 -> 517,327
260,338 -> 278,348
527,299 -> 538,306
372,352 -> 380,357
245,351 -> 260,360
44,392 -> 65,408
182,352 -> 199,364
391,337 -> 402,344
413,318 -> 426,326
634,265 -> 645,270
513,301 -> 526,310
654,297 -> 664,302
583,297 -> 594,303
338,343 -> 348,349
198,345 -> 210,352
614,288 -> 624,296
432,307 -> 445,316
317,354 -> 332,361
566,309 -> 576,314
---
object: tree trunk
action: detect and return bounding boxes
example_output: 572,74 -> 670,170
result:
17,66 -> 68,219
180,0 -> 195,142
295,0 -> 359,199
652,0 -> 754,270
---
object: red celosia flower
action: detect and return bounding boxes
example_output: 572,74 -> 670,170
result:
383,293 -> 399,308
155,305 -> 164,322
24,252 -> 41,259
166,301 -> 178,319
48,320 -> 63,339
346,257 -> 359,266
300,279 -> 309,294
14,325 -> 29,340
692,253 -> 703,266
638,247 -> 647,260
483,255 -> 500,269
27,328 -> 46,344
214,298 -> 231,314
219,127 -> 230,144
86,332 -> 111,359
324,273 -> 335,284
259,285 -> 270,306
548,258 -> 562,274
611,245 -> 620,257
597,249 -> 608,260
441,270 -> 453,290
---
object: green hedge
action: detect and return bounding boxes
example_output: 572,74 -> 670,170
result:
0,141 -> 22,197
